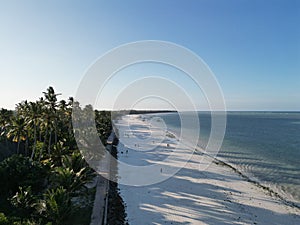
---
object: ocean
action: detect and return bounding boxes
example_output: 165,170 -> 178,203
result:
155,111 -> 300,207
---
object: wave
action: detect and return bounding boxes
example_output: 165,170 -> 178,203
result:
144,112 -> 300,209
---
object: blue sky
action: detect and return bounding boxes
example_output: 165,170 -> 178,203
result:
0,0 -> 299,110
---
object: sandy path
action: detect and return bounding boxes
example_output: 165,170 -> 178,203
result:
115,115 -> 300,225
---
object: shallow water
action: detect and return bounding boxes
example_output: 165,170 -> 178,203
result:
152,111 -> 300,206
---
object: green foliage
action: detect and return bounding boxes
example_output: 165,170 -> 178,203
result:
48,150 -> 94,197
0,213 -> 38,225
62,151 -> 94,176
48,142 -> 68,167
10,186 -> 36,218
37,187 -> 72,225
95,110 -> 112,144
32,141 -> 44,161
0,87 -> 111,224
50,167 -> 93,197
62,151 -> 86,172
12,220 -> 38,225
0,155 -> 48,196
0,213 -> 9,225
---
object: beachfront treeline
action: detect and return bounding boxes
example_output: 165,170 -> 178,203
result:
0,87 -> 112,225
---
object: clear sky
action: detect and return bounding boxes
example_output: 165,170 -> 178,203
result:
0,0 -> 299,110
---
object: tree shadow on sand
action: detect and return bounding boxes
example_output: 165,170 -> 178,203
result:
119,158 -> 300,225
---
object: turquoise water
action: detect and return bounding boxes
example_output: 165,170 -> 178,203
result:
156,112 -> 300,206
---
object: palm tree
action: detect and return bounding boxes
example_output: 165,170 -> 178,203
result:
37,187 -> 73,225
37,97 -> 45,142
27,102 -> 42,159
10,186 -> 36,218
0,108 -> 13,146
95,110 -> 112,144
43,87 -> 61,155
43,87 -> 61,139
40,107 -> 51,159
15,101 -> 31,155
6,116 -> 27,154
57,100 -> 69,139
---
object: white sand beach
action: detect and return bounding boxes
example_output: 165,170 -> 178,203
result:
115,115 -> 300,225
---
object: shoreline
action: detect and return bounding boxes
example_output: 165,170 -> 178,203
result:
115,114 -> 300,224
187,141 -> 300,210
150,112 -> 300,209
164,128 -> 300,209
211,156 -> 300,210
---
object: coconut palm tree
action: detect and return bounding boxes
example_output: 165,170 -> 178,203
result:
27,102 -> 42,159
37,186 -> 72,225
43,86 -> 61,145
0,108 -> 13,146
15,101 -> 31,155
40,107 -> 51,159
6,116 -> 27,154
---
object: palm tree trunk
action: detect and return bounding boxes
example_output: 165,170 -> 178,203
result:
17,139 -> 20,154
25,136 -> 28,156
31,124 -> 37,159
39,127 -> 42,141
48,129 -> 52,155
40,127 -> 48,160
54,119 -> 58,145
25,131 -> 29,156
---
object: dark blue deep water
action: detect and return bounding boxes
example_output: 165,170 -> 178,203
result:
157,112 -> 300,206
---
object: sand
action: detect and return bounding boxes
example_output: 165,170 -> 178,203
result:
115,114 -> 300,225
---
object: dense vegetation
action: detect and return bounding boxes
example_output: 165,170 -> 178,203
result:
0,87 -> 112,225
106,138 -> 128,225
